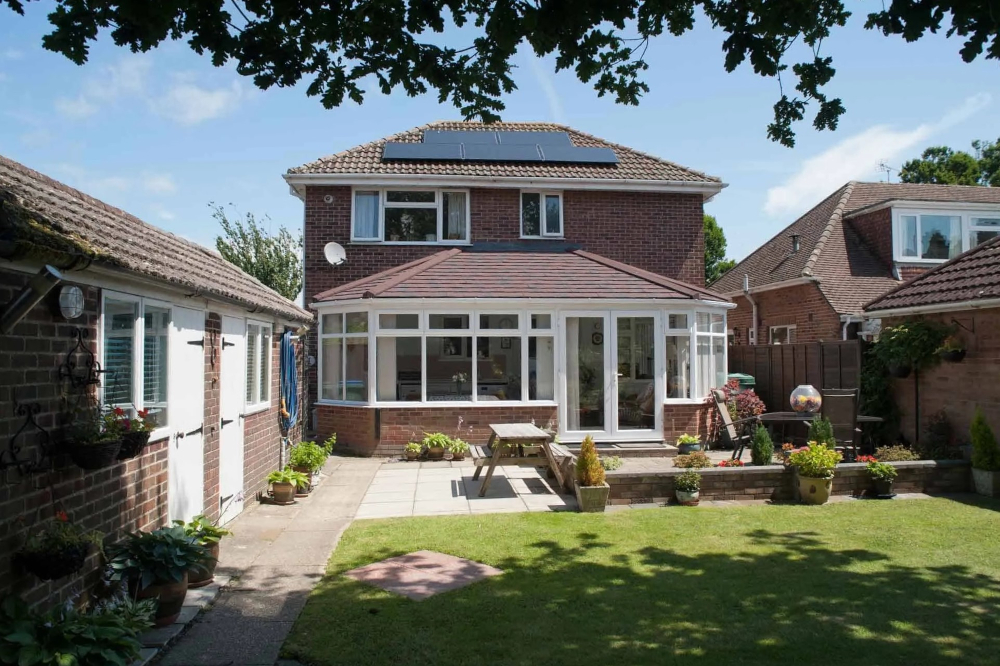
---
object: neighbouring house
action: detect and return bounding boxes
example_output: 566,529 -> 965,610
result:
711,182 -> 1000,345
286,121 -> 733,456
0,155 -> 310,607
865,235 -> 1000,444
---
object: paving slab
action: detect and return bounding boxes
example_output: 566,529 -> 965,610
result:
356,501 -> 413,519
413,499 -> 472,515
157,619 -> 294,666
344,550 -> 502,601
362,489 -> 416,503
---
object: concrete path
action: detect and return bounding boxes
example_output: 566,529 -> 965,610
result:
156,455 -> 381,666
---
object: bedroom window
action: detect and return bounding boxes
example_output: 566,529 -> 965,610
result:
351,188 -> 469,243
895,209 -> 1000,262
521,191 -> 563,238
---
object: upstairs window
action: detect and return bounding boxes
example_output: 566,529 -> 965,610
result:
970,216 -> 1000,248
352,189 -> 469,243
521,191 -> 563,238
895,209 -> 1000,262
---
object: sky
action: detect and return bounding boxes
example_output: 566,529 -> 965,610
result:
1,2 -> 997,265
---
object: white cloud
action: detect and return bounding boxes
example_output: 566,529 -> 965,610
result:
20,130 -> 52,147
3,49 -> 23,60
142,172 -> 177,195
156,81 -> 243,125
56,55 -> 151,118
55,95 -> 99,118
151,205 -> 176,221
764,93 -> 992,218
524,50 -> 565,124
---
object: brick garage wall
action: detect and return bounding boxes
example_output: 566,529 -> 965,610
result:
847,208 -> 893,270
885,308 -> 1000,444
202,313 -> 222,523
728,283 -> 843,345
0,269 -> 169,608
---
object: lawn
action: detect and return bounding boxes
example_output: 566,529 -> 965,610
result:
283,498 -> 1000,666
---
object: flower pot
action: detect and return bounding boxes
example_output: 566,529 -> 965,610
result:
873,479 -> 894,497
136,574 -> 189,626
797,474 -> 833,505
676,490 -> 700,506
17,544 -> 89,581
117,430 -> 151,460
575,482 -> 610,512
678,443 -> 702,455
451,451 -> 466,461
271,482 -> 296,504
188,542 -> 219,589
405,451 -> 420,461
940,349 -> 967,363
69,439 -> 122,470
972,468 -> 1000,497
426,446 -> 445,461
888,364 -> 912,379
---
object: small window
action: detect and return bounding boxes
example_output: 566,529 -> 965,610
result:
246,322 -> 272,409
970,217 -> 1000,249
429,314 -> 470,330
521,191 -> 563,238
352,191 -> 380,240
379,313 -> 420,330
769,325 -> 796,345
531,314 -> 552,330
479,314 -> 518,330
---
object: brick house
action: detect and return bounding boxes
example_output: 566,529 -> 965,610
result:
711,182 -> 1000,345
865,235 -> 1000,444
286,121 -> 733,456
0,155 -> 309,607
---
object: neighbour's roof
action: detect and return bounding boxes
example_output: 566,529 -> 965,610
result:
313,247 -> 729,303
865,235 -> 1000,313
287,121 -> 722,186
709,181 -> 1000,315
0,155 -> 311,322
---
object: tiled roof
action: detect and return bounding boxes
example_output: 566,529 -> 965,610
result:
709,181 -> 1000,315
313,248 -> 730,303
0,155 -> 311,322
865,236 -> 1000,312
287,121 -> 722,185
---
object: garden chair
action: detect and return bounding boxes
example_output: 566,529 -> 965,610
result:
821,388 -> 860,461
711,389 -> 760,461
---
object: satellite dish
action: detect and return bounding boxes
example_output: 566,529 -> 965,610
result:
324,242 -> 346,266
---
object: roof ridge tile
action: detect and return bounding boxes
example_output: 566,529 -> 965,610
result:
803,181 -> 856,277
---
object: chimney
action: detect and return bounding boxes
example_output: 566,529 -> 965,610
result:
790,234 -> 801,253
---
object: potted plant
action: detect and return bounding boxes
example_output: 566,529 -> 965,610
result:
673,451 -> 712,468
65,406 -> 123,470
675,470 -> 701,506
268,468 -> 308,504
938,335 -> 967,363
174,515 -> 232,588
288,441 -> 327,491
866,461 -> 898,497
447,438 -> 469,461
322,433 -> 337,455
116,408 -> 155,460
404,442 -> 422,461
971,408 -> 1000,497
574,436 -> 609,512
15,509 -> 103,581
749,425 -> 774,465
788,441 -> 842,505
781,443 -> 795,464
107,526 -> 209,626
676,433 -> 702,454
422,432 -> 451,461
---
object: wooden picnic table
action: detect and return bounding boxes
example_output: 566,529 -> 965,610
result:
471,423 -> 555,497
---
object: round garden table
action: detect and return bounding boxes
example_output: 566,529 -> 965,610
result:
758,412 -> 884,453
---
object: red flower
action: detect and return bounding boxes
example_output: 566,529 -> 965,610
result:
55,510 -> 68,522
138,409 -> 149,418
113,407 -> 125,416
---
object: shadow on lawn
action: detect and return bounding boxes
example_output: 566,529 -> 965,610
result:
285,529 -> 1000,666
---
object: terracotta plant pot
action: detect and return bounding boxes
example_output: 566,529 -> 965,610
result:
451,451 -> 466,461
873,479 -> 894,497
117,430 -> 151,460
940,349 -> 967,363
188,542 -> 219,589
676,490 -> 700,506
69,439 -> 122,470
136,574 -> 189,626
271,482 -> 296,504
798,475 -> 833,505
17,544 -> 89,581
575,482 -> 610,513
405,451 -> 420,461
426,446 -> 445,461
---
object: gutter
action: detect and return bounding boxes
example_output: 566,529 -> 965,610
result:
718,276 -> 817,298
865,297 -> 1000,319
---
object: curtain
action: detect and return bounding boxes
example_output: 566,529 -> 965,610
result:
444,192 -> 467,240
354,191 -> 379,239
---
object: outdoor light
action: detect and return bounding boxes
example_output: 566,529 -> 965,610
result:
0,265 -> 63,334
55,284 -> 85,320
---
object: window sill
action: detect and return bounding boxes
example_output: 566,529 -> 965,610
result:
244,402 -> 271,417
349,240 -> 472,246
895,257 -> 950,264
149,426 -> 172,443
664,398 -> 709,406
519,236 -> 565,241
315,399 -> 559,409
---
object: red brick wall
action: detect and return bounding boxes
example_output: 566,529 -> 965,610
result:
886,308 -> 1000,444
663,403 -> 713,443
202,313 -> 222,523
896,265 -> 931,281
847,208 -> 893,270
242,334 -> 289,502
728,283 -> 842,345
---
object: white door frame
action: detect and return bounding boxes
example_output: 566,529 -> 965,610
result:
219,315 -> 246,525
610,311 -> 663,438
168,305 -> 206,523
559,311 -> 612,440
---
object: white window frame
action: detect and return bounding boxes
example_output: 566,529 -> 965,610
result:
350,187 -> 471,245
664,312 -> 694,403
520,190 -> 564,238
769,325 -> 796,345
893,206 -> 1000,263
99,290 -> 172,442
693,311 -> 727,400
245,319 -> 273,414
319,311 -> 369,403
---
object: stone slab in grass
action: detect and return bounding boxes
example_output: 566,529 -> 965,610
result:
344,550 -> 502,600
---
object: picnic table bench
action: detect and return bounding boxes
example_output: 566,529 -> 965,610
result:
471,423 -> 558,497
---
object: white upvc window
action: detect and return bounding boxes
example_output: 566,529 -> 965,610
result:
520,191 -> 563,238
894,207 -> 1000,263
100,291 -> 171,434
769,325 -> 796,345
320,312 -> 369,402
694,312 -> 727,398
351,188 -> 470,244
664,313 -> 692,401
245,320 -> 273,411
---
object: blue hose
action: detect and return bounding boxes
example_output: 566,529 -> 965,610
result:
280,330 -> 298,433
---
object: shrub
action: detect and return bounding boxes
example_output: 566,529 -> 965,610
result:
173,514 -> 232,545
866,461 -> 898,481
404,442 -> 422,454
601,455 -> 623,471
971,408 -> 1000,471
677,433 -> 701,446
675,470 -> 701,493
874,445 -> 919,462
267,468 -> 310,487
917,410 -> 961,460
788,441 -> 841,479
576,436 -> 606,487
807,417 -> 836,447
710,379 -> 766,443
446,438 -> 470,454
421,432 -> 451,450
673,452 -> 712,468
107,526 -> 210,590
322,433 -> 337,454
717,459 -> 744,467
288,441 -> 327,472
750,426 -> 774,466
873,319 -> 952,371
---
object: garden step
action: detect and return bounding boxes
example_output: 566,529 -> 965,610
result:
566,443 -> 678,458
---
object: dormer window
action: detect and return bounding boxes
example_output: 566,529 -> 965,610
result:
352,188 -> 469,243
894,208 -> 1000,263
521,191 -> 563,238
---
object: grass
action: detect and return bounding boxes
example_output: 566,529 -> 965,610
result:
283,498 -> 1000,666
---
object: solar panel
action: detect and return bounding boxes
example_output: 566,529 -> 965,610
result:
463,143 -> 541,162
424,130 -> 497,144
382,142 -> 462,160
539,145 -> 618,164
497,131 -> 571,146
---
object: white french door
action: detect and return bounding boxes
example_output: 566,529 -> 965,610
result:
219,316 -> 246,525
168,306 -> 205,523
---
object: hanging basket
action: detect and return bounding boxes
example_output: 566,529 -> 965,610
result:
16,544 -> 89,581
118,431 -> 152,460
887,364 -> 912,379
69,439 -> 122,470
940,349 -> 967,363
